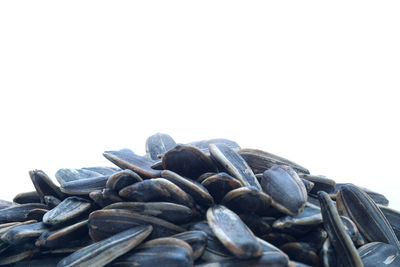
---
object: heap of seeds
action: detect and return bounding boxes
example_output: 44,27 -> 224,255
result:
0,133 -> 399,266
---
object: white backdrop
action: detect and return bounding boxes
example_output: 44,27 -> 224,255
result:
1,1 -> 399,209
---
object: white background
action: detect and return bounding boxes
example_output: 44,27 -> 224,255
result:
1,1 -> 399,209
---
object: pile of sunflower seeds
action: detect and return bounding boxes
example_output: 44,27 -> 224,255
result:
0,133 -> 399,267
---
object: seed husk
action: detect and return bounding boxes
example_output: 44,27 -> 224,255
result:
162,145 -> 218,180
0,246 -> 38,266
1,222 -> 47,246
319,238 -> 338,267
0,220 -> 37,236
44,195 -> 62,209
188,138 -> 240,155
36,220 -> 88,249
221,186 -> 271,216
299,174 -> 336,196
104,201 -> 193,224
196,252 -> 290,267
0,203 -> 47,224
298,227 -> 327,251
29,170 -> 66,203
336,184 -> 400,249
60,176 -> 109,195
201,172 -> 242,203
334,183 -> 389,206
43,197 -> 92,226
109,237 -> 194,267
238,148 -> 310,175
55,168 -> 106,185
206,205 -> 262,259
261,165 -> 307,217
318,191 -> 363,267
209,143 -> 261,190
81,166 -> 119,175
240,214 -> 271,237
13,191 -> 41,204
10,256 -> 66,267
26,208 -> 49,221
0,200 -> 14,210
88,209 -> 185,241
105,170 -> 142,191
119,178 -> 194,208
379,205 -> 400,240
340,215 -> 365,247
190,221 -> 234,261
56,225 -> 153,267
261,232 -> 296,248
103,149 -> 161,178
172,230 -> 208,260
272,206 -> 322,236
145,132 -> 177,160
161,170 -> 214,207
279,242 -> 319,267
89,189 -> 122,208
358,242 -> 400,267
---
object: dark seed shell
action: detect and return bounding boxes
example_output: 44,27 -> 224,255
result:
43,197 -> 92,226
359,242 -> 400,267
379,205 -> 400,240
201,173 -> 242,203
206,205 -> 262,259
261,165 -> 307,217
188,138 -> 240,155
172,230 -> 208,260
36,220 -> 88,249
272,206 -> 322,236
0,203 -> 48,224
209,143 -> 261,190
221,186 -> 271,216
119,178 -> 194,208
103,202 -> 193,224
103,149 -> 161,178
162,145 -> 218,180
318,191 -> 363,267
336,184 -> 400,249
105,170 -> 142,191
1,222 -> 47,246
189,221 -> 234,261
145,133 -> 177,160
238,148 -> 310,175
279,242 -> 319,267
0,247 -> 38,265
161,170 -> 214,207
29,170 -> 66,203
56,225 -> 153,267
89,189 -> 122,208
60,176 -> 109,195
88,209 -> 185,241
55,168 -> 105,185
299,174 -> 336,195
109,237 -> 193,267
13,191 -> 41,204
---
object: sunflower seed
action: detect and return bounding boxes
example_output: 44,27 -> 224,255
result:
261,165 -> 307,217
209,143 -> 261,190
207,205 -> 262,259
43,197 -> 92,226
145,132 -> 177,160
88,209 -> 185,241
56,225 -> 152,267
238,148 -> 309,175
162,145 -> 218,180
336,184 -> 400,250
